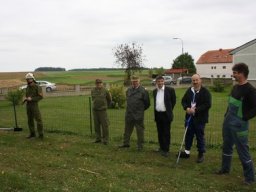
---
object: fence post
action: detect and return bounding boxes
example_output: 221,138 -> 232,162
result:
75,85 -> 80,93
89,96 -> 93,136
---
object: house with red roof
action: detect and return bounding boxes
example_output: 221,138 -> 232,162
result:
196,48 -> 233,78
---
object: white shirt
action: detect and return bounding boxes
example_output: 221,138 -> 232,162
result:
156,85 -> 166,112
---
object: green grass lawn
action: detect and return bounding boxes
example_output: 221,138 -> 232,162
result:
1,131 -> 256,192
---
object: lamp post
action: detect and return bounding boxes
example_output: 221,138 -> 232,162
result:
173,37 -> 184,77
173,37 -> 184,54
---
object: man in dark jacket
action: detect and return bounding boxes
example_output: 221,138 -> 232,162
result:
216,63 -> 256,185
180,74 -> 211,163
24,73 -> 44,139
119,75 -> 150,151
153,76 -> 176,157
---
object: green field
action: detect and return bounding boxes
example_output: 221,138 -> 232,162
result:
37,70 -> 152,86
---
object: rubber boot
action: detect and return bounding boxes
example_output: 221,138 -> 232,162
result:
219,154 -> 232,174
242,161 -> 255,183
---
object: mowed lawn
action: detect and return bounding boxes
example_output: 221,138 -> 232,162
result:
1,131 -> 256,192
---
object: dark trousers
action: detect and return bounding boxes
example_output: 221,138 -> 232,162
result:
185,120 -> 206,153
155,112 -> 171,152
222,113 -> 254,182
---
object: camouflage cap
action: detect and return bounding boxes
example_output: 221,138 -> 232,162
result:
95,79 -> 103,83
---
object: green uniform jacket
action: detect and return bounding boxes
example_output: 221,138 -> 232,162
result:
126,86 -> 150,121
26,84 -> 43,103
91,87 -> 112,111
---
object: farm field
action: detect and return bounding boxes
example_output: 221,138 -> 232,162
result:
0,70 -> 152,88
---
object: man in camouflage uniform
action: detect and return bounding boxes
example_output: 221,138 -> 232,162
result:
91,79 -> 112,145
119,76 -> 150,151
24,73 -> 44,139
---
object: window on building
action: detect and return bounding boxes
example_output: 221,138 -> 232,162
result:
223,66 -> 226,69
211,75 -> 214,78
222,75 -> 226,78
217,75 -> 220,78
214,66 -> 216,69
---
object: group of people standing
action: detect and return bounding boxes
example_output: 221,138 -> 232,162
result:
91,72 -> 211,162
23,62 -> 256,185
90,62 -> 256,185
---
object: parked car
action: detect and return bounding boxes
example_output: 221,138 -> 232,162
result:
152,76 -> 176,85
20,81 -> 56,92
177,76 -> 192,84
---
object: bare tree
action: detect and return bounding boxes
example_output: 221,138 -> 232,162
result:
113,43 -> 145,85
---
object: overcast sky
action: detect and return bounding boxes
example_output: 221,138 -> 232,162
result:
0,0 -> 255,72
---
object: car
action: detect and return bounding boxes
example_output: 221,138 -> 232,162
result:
20,80 -> 56,92
152,76 -> 176,85
177,76 -> 192,84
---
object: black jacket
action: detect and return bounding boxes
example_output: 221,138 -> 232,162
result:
153,86 -> 176,122
228,82 -> 256,121
181,86 -> 211,124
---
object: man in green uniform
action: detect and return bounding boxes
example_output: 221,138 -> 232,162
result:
119,76 -> 150,151
91,79 -> 112,145
24,73 -> 44,139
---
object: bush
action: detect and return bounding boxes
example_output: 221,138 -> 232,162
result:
109,84 -> 126,109
211,79 -> 225,92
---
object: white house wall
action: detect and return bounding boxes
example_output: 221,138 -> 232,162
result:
232,43 -> 256,80
196,63 -> 233,78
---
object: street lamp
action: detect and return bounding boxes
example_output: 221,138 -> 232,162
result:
173,37 -> 184,54
173,37 -> 184,77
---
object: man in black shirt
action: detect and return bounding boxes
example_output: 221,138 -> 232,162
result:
216,63 -> 256,185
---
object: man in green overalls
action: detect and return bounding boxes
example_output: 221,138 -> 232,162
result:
216,63 -> 256,185
119,75 -> 150,151
91,79 -> 112,145
24,73 -> 44,139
